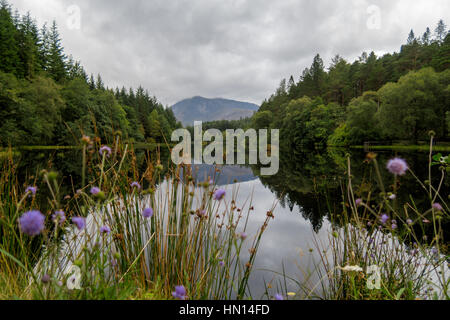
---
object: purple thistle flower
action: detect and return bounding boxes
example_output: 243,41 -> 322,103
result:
172,285 -> 187,300
52,210 -> 66,225
100,225 -> 111,235
90,187 -> 100,195
386,158 -> 408,176
355,199 -> 362,206
380,214 -> 389,225
391,223 -> 398,230
19,210 -> 45,236
432,203 -> 443,211
219,260 -> 225,267
240,232 -> 247,240
41,274 -> 51,284
72,217 -> 86,230
130,181 -> 141,190
213,189 -> 226,201
25,186 -> 37,197
99,146 -> 112,157
142,208 -> 154,219
274,293 -> 284,300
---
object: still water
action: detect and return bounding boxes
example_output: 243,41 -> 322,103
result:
7,146 -> 449,298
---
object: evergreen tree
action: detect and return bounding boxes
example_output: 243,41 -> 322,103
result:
407,29 -> 416,44
422,27 -> 431,45
47,20 -> 66,81
0,1 -> 19,74
435,19 -> 447,42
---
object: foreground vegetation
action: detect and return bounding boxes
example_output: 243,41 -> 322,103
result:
0,135 -> 277,300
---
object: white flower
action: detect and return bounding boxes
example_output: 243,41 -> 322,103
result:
339,265 -> 363,272
66,265 -> 82,290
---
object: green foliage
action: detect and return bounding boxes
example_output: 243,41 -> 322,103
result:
0,1 -> 178,146
254,21 -> 450,149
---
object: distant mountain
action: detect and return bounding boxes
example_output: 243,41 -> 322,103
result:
171,96 -> 259,126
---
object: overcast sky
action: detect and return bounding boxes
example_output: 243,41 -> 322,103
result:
12,0 -> 450,106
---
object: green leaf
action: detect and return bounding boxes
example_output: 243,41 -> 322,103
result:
395,288 -> 405,300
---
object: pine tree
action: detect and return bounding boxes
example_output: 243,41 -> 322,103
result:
310,54 -> 325,96
88,74 -> 96,90
435,20 -> 447,43
0,1 -> 19,74
407,29 -> 416,44
39,22 -> 50,70
96,74 -> 104,90
47,20 -> 66,81
422,27 -> 431,45
17,12 -> 41,78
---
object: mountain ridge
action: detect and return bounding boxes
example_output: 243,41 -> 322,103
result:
171,96 -> 259,126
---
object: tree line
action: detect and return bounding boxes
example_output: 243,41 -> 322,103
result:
252,20 -> 450,149
0,1 -> 180,146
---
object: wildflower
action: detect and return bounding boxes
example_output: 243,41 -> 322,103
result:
52,210 -> 66,225
355,199 -> 363,206
386,158 -> 408,176
339,265 -> 363,272
406,219 -> 413,225
431,247 -> 438,256
391,223 -> 398,230
380,214 -> 389,225
72,217 -> 86,230
81,135 -> 91,145
41,274 -> 51,284
287,292 -> 296,297
367,221 -> 372,227
142,208 -> 154,219
90,187 -> 100,195
172,285 -> 187,300
239,232 -> 247,240
100,226 -> 111,235
274,294 -> 284,300
66,265 -> 82,290
213,189 -> 226,200
25,186 -> 37,197
423,219 -> 431,224
432,203 -> 443,211
219,260 -> 225,267
19,210 -> 45,236
99,145 -> 112,157
130,181 -> 141,190
389,194 -> 397,200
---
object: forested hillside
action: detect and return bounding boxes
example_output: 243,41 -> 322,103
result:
0,1 -> 180,146
252,21 -> 450,148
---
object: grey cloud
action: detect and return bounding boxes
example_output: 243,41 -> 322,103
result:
13,0 -> 450,106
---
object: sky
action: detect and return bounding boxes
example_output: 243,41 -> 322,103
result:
11,0 -> 450,106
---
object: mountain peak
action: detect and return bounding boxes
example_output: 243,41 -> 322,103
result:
171,97 -> 259,126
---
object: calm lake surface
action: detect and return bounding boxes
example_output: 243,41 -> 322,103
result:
7,146 -> 449,298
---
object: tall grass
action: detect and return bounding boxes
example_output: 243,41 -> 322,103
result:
0,136 -> 272,300
296,136 -> 449,300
